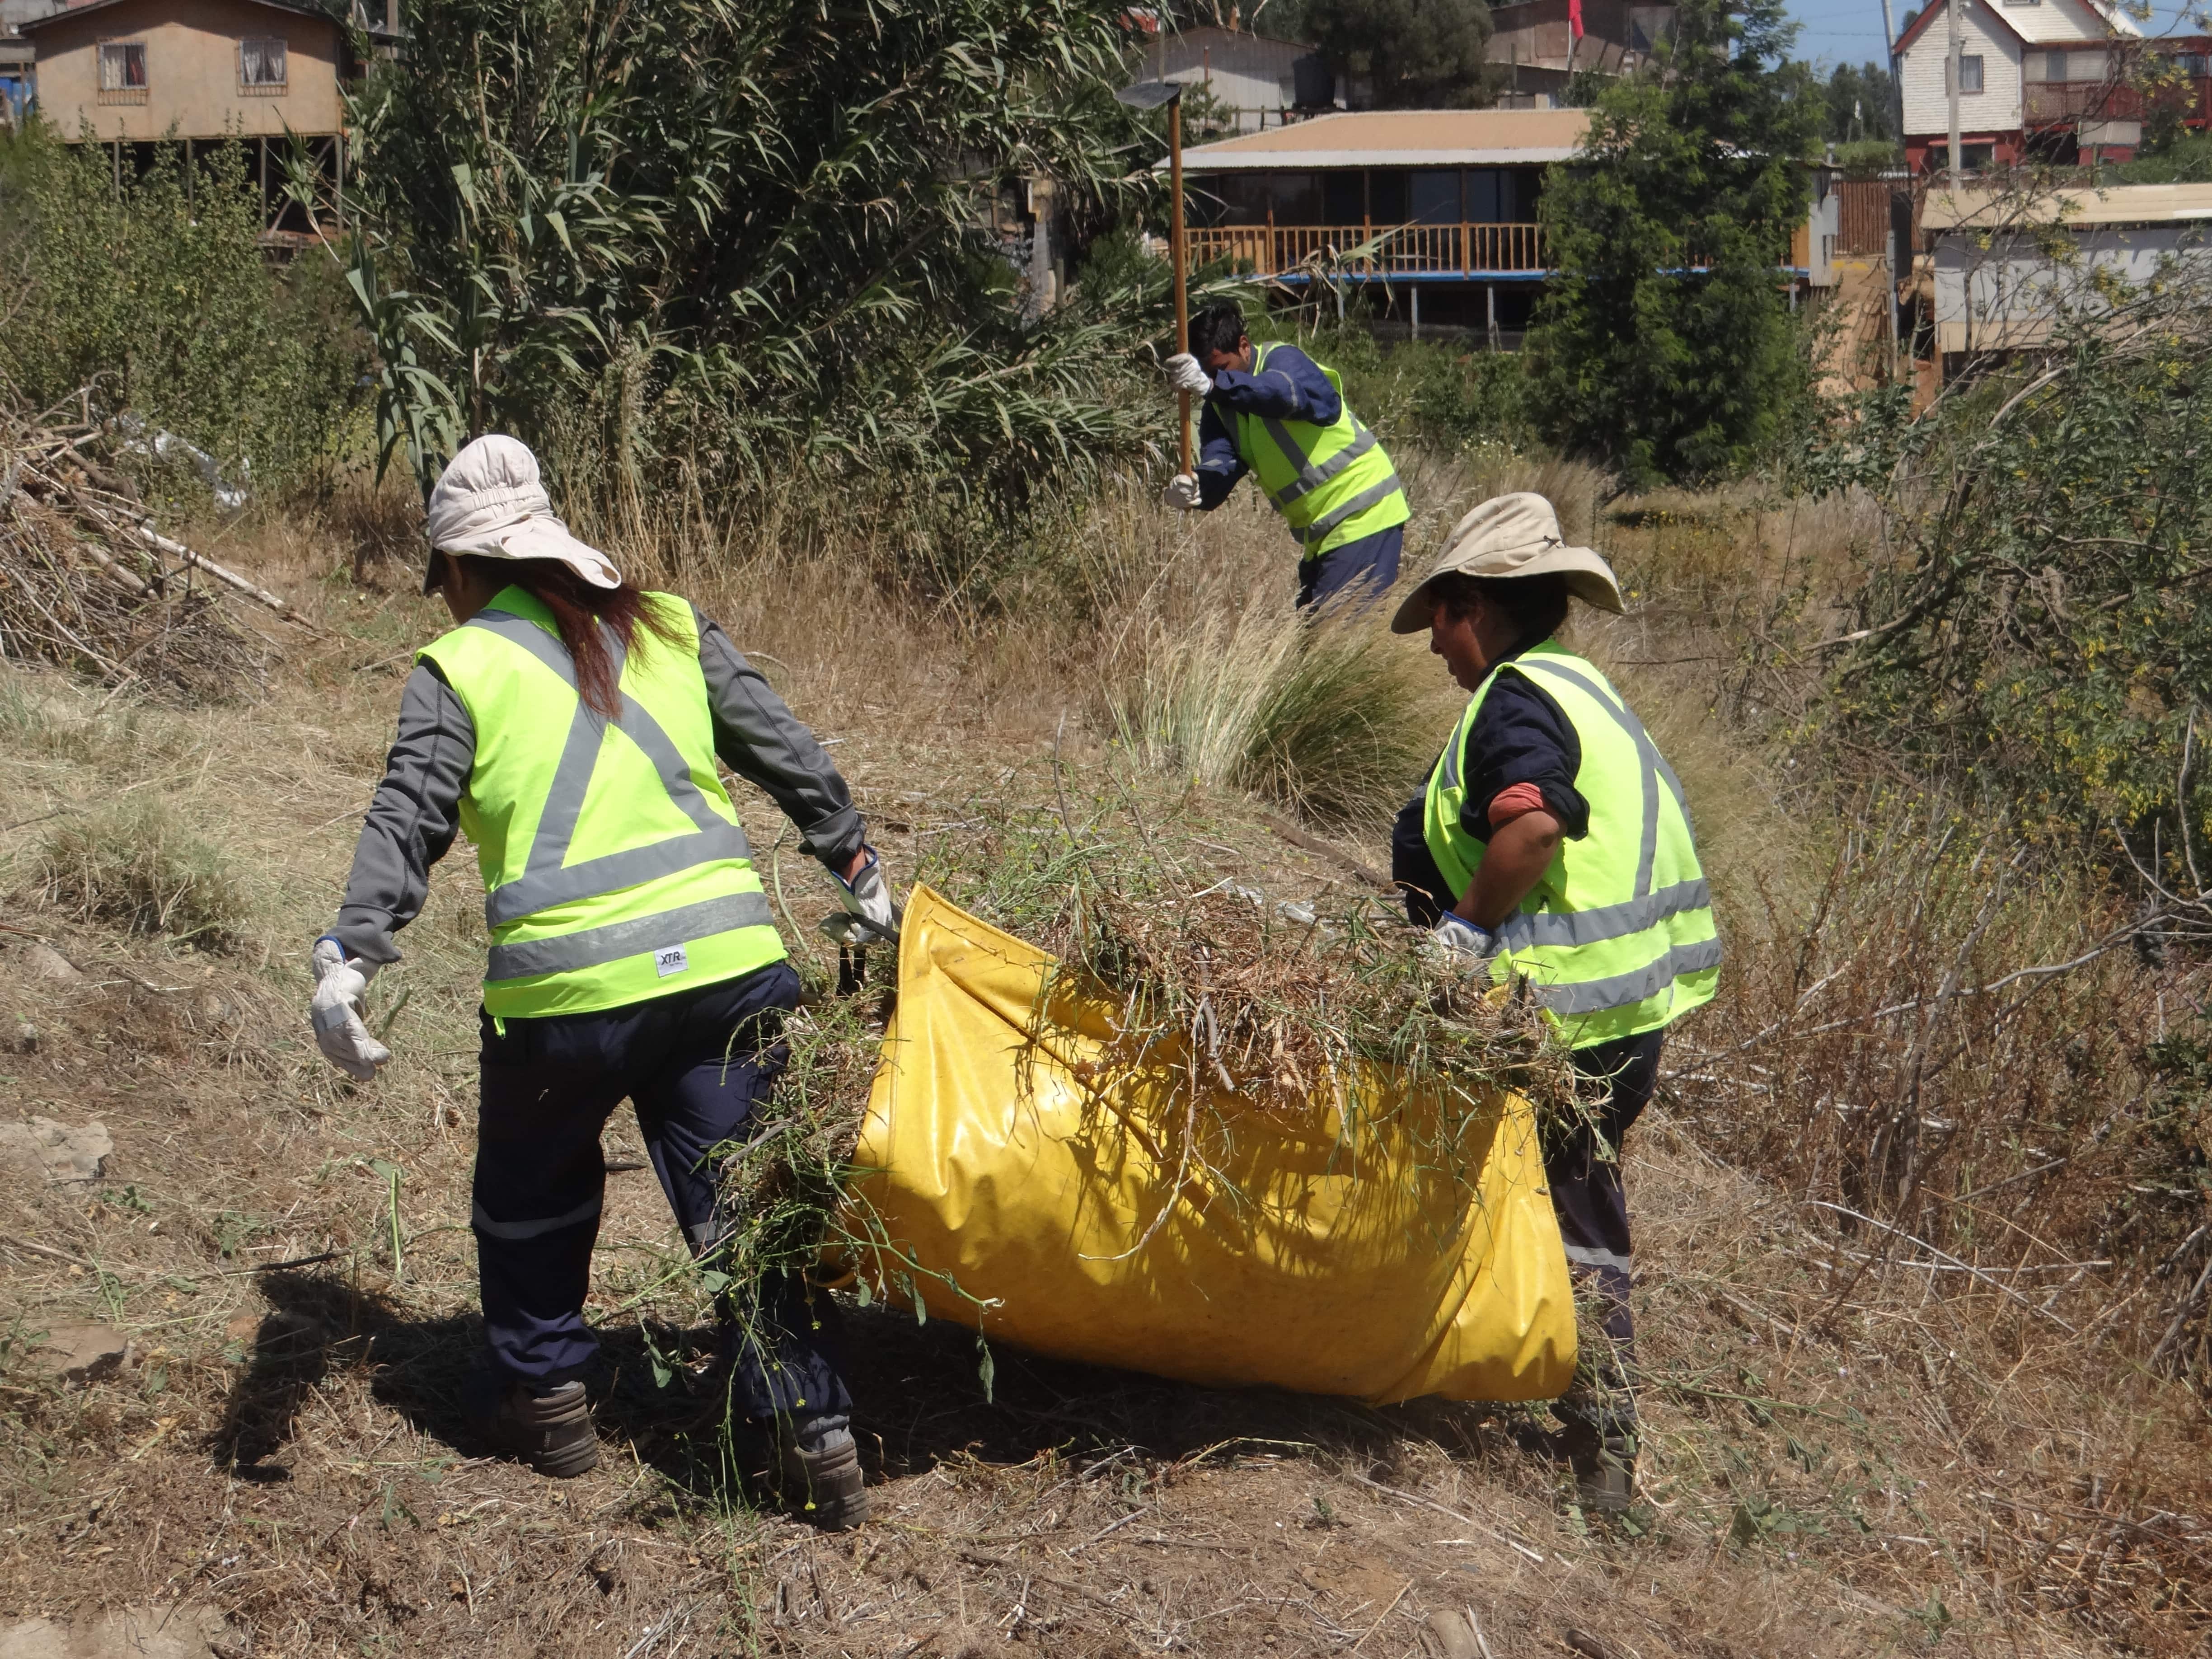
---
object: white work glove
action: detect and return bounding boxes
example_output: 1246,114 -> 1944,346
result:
820,848 -> 902,947
1159,473 -> 1203,512
1162,352 -> 1212,398
1425,912 -> 1497,965
309,937 -> 390,1082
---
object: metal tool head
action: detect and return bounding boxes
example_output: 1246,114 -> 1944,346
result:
1114,79 -> 1182,111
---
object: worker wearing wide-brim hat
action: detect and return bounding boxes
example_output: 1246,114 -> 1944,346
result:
1389,491 -> 1720,1518
306,435 -> 894,1528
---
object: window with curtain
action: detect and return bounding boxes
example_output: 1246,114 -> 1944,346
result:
239,36 -> 286,92
97,40 -> 147,100
1956,53 -> 1984,94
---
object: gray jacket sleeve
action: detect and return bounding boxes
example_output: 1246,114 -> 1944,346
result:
693,604 -> 866,868
328,661 -> 474,967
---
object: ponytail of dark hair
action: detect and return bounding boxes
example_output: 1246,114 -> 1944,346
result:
456,555 -> 688,721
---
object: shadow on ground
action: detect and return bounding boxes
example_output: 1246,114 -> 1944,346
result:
210,1270 -> 1563,1508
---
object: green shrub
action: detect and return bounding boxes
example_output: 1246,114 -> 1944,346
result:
0,124 -> 363,496
1815,284 -> 2212,867
37,798 -> 246,947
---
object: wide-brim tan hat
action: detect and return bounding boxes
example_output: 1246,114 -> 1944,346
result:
422,435 -> 623,595
1388,491 -> 1624,634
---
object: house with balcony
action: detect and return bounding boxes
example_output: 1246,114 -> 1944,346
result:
19,0 -> 398,234
1893,0 -> 2209,169
1176,107 -> 1587,337
1174,107 -> 1828,340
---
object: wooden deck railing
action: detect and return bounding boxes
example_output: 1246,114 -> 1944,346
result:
1185,221 -> 1549,276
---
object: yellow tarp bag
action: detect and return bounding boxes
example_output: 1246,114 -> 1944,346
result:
842,886 -> 1577,1404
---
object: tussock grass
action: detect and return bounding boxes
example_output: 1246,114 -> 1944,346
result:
35,797 -> 246,948
1098,497 -> 1457,828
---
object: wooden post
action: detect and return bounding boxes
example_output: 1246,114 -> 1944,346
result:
1411,284 -> 1420,340
1169,89 -> 1190,476
1487,284 -> 1499,349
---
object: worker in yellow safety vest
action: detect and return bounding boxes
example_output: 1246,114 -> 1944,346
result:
1387,492 -> 1720,1518
1159,300 -> 1411,608
306,435 -> 892,1528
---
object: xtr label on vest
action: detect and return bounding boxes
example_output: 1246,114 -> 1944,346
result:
654,944 -> 690,978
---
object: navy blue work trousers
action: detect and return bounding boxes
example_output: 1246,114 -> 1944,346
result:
470,960 -> 851,1422
1295,522 -> 1403,610
1545,1028 -> 1665,1429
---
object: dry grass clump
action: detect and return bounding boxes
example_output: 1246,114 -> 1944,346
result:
0,400 -> 272,703
35,797 -> 247,948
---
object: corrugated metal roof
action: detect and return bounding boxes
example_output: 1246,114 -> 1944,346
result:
1924,182 -> 2212,228
1173,108 -> 1590,170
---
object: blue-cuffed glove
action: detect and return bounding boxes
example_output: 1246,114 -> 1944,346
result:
1425,912 -> 1496,964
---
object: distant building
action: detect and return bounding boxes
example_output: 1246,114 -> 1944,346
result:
1171,108 -> 1834,340
1126,17 -> 1330,133
1918,180 -> 2212,356
19,0 -> 399,234
1488,0 -> 1678,106
1894,0 -> 2210,169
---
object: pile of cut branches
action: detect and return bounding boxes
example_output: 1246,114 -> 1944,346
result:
0,393 -> 298,702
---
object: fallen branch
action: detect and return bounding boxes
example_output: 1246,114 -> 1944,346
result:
1254,810 -> 1394,893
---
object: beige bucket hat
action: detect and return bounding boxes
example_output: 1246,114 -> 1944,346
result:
1388,492 -> 1624,635
422,435 -> 623,596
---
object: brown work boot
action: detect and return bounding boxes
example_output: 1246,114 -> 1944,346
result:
468,1375 -> 600,1478
1561,1417 -> 1636,1517
771,1415 -> 869,1530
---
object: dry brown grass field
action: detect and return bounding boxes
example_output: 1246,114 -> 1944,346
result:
0,454 -> 2206,1658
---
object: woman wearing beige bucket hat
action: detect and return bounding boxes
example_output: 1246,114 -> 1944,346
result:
306,436 -> 890,1526
1388,492 -> 1721,1518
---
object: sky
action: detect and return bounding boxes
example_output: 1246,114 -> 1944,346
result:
1784,0 -> 2208,71
1784,0 -> 1895,70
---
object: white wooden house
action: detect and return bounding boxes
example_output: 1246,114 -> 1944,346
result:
1895,0 -> 2143,169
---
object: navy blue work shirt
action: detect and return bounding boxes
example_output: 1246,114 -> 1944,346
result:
1193,342 -> 1342,510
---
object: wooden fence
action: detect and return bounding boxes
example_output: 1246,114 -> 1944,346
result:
1185,221 -> 1550,276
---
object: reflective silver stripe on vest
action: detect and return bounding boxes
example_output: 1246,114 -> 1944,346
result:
1515,657 -> 1680,898
1265,423 -> 1377,509
471,1194 -> 601,1241
1493,878 -> 1711,951
1532,936 -> 1723,1017
486,890 -> 777,981
1290,472 -> 1406,545
467,608 -> 754,928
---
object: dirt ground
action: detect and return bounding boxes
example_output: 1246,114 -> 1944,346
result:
0,493 -> 2207,1658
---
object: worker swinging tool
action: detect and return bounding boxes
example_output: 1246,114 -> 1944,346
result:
1389,493 -> 1720,1516
308,435 -> 895,1529
1158,300 -> 1412,609
1120,71 -> 1408,610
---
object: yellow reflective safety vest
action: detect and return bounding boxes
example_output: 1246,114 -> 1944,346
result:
1423,641 -> 1719,1049
1228,342 -> 1411,558
418,587 -> 787,1019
